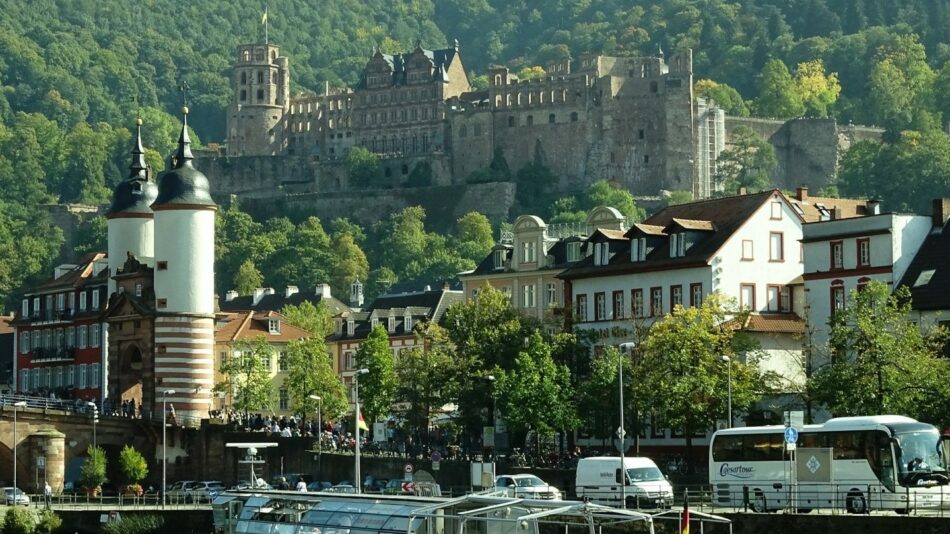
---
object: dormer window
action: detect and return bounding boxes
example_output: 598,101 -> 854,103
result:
371,318 -> 379,329
631,238 -> 646,262
21,299 -> 28,318
404,314 -> 413,332
492,249 -> 505,269
521,241 -> 537,263
388,316 -> 396,333
593,242 -> 610,266
268,318 -> 281,334
335,318 -> 343,335
567,242 -> 582,263
134,283 -> 143,297
670,234 -> 686,258
347,319 -> 355,336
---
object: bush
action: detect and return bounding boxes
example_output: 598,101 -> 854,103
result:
102,514 -> 165,534
79,445 -> 108,492
2,507 -> 36,534
34,509 -> 62,534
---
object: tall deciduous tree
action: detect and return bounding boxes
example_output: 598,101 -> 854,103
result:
810,282 -> 950,425
715,125 -> 778,193
79,445 -> 108,492
215,336 -> 274,418
233,260 -> 263,296
794,59 -> 841,117
451,212 -> 494,263
394,324 -> 460,443
754,59 -> 805,119
345,147 -> 381,188
330,231 -> 369,296
584,180 -> 645,223
495,332 -> 577,448
285,337 -> 349,425
638,295 -> 764,473
118,445 -> 148,487
354,325 -> 397,425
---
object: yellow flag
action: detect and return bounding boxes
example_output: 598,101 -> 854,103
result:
261,9 -> 268,25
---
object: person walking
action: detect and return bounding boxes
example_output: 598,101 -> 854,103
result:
44,481 -> 52,509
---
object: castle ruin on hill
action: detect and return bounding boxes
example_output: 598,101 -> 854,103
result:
194,41 -> 881,228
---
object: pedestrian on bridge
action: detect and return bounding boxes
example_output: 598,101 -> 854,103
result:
44,481 -> 52,509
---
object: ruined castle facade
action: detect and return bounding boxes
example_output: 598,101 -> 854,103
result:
221,41 -> 726,199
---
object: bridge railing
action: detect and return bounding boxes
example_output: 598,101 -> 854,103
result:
0,393 -> 96,415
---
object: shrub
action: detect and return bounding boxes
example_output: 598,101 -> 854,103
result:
79,445 -> 108,492
102,514 -> 165,534
2,507 -> 36,534
34,509 -> 62,534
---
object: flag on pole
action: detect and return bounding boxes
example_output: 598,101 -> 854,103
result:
357,408 -> 369,432
261,8 -> 268,25
680,490 -> 690,534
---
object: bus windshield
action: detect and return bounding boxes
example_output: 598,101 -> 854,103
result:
895,430 -> 947,483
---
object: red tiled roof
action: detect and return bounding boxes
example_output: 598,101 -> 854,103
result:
215,310 -> 313,343
787,195 -> 869,223
0,314 -> 14,334
740,313 -> 806,334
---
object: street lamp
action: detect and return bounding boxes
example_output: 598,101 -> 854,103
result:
485,375 -> 497,453
161,389 -> 176,508
617,349 -> 627,509
308,395 -> 322,454
353,368 -> 369,494
721,356 -> 733,429
12,401 -> 26,502
86,402 -> 99,450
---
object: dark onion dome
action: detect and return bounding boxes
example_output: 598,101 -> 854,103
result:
107,118 -> 158,218
152,107 -> 216,209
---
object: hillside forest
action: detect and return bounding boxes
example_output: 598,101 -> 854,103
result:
1,0 -> 950,305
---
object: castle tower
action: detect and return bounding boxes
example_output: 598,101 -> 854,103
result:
226,43 -> 290,156
106,118 -> 158,295
151,107 -> 217,426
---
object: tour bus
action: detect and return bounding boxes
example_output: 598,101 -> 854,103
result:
709,415 -> 950,513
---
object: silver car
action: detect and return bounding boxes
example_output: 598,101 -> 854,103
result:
2,487 -> 30,506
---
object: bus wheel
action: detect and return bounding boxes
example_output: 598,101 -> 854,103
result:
751,490 -> 768,513
895,508 -> 910,515
846,492 -> 867,514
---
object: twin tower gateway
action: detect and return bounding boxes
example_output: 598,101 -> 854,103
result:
104,109 -> 216,426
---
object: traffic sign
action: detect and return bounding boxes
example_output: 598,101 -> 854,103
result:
401,482 -> 415,493
432,460 -> 440,471
430,451 -> 442,462
404,463 -> 414,474
784,427 -> 799,444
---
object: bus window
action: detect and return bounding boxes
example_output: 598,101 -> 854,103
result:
712,435 -> 743,462
830,432 -> 863,460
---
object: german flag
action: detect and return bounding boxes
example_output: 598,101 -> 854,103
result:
357,408 -> 369,432
680,490 -> 690,534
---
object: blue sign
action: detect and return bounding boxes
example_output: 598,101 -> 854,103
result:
784,427 -> 799,444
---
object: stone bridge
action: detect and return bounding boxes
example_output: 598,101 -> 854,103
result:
0,396 -> 199,493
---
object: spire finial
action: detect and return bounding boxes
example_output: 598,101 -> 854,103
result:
175,104 -> 193,168
128,118 -> 147,180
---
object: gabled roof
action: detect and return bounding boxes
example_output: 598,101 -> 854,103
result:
219,288 -> 351,316
215,310 -> 313,343
627,223 -> 666,237
897,222 -> 950,311
787,195 -> 869,223
667,218 -> 715,232
357,47 -> 460,88
332,288 -> 464,342
560,190 -> 780,280
30,253 -> 107,293
590,228 -> 628,241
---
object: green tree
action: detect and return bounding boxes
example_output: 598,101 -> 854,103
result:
583,180 -> 645,222
330,231 -> 369,297
664,190 -> 693,206
638,295 -> 764,473
79,445 -> 108,492
72,216 -> 108,256
793,59 -> 841,117
118,445 -> 148,489
495,331 -> 577,449
285,337 -> 349,425
394,324 -> 460,443
548,196 -> 587,224
810,282 -> 950,425
233,260 -> 263,296
715,125 -> 778,193
354,325 -> 397,425
3,507 -> 36,534
35,509 -> 62,534
516,65 -> 546,80
754,59 -> 805,119
215,336 -> 274,418
695,79 -> 749,116
345,147 -> 381,188
282,301 -> 332,336
451,212 -> 494,263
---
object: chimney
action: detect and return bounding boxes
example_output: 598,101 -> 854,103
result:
796,186 -> 809,201
933,198 -> 950,228
54,264 -> 77,279
225,290 -> 239,302
737,187 -> 747,195
831,207 -> 843,220
285,285 -> 299,298
442,281 -> 450,290
252,287 -> 266,306
264,287 -> 275,296
866,199 -> 881,215
315,284 -> 332,298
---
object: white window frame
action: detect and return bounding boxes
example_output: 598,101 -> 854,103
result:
268,318 -> 281,334
79,292 -> 87,311
769,232 -> 784,261
68,292 -> 75,311
594,293 -> 606,321
90,324 -> 100,348
859,239 -> 871,266
613,291 -> 625,320
740,284 -> 755,310
20,332 -> 30,353
78,325 -> 88,348
741,240 -> 754,260
21,299 -> 28,318
770,201 -> 783,220
90,363 -> 100,388
599,242 -> 610,265
91,290 -> 100,310
546,283 -> 557,307
78,363 -> 87,388
522,241 -> 537,263
567,242 -> 582,262
388,316 -> 396,333
56,293 -> 65,311
522,284 -> 536,308
670,234 -> 680,258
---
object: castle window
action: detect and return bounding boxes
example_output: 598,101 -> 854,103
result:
240,90 -> 247,101
240,72 -> 247,85
401,164 -> 409,175
384,167 -> 392,177
157,261 -> 168,270
639,129 -> 645,139
459,125 -> 467,138
257,89 -> 265,102
548,113 -> 555,124
474,124 -> 481,136
526,115 -> 534,126
570,112 -> 578,122
257,71 -> 264,84
494,74 -> 502,85
643,155 -> 650,164
242,50 -> 250,62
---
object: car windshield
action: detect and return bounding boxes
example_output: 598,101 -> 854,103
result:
627,467 -> 665,483
515,476 -> 545,487
895,430 -> 947,477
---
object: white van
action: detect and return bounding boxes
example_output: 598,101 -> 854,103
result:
575,457 -> 673,508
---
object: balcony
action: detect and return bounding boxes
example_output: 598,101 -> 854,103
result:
30,347 -> 77,362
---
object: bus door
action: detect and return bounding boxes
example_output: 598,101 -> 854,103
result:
941,435 -> 950,477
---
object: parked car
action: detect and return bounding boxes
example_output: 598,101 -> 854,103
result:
190,481 -> 225,502
233,479 -> 272,491
324,484 -> 357,494
307,481 -> 333,492
575,456 -> 673,508
495,474 -> 562,500
166,481 -> 198,502
383,479 -> 409,495
364,478 -> 389,493
2,487 -> 29,506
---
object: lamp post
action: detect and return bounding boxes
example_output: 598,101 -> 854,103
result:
721,356 -> 733,428
161,389 -> 176,509
617,349 -> 627,509
308,395 -> 322,454
485,375 -> 497,454
86,401 -> 98,450
12,401 -> 26,502
353,368 -> 369,494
